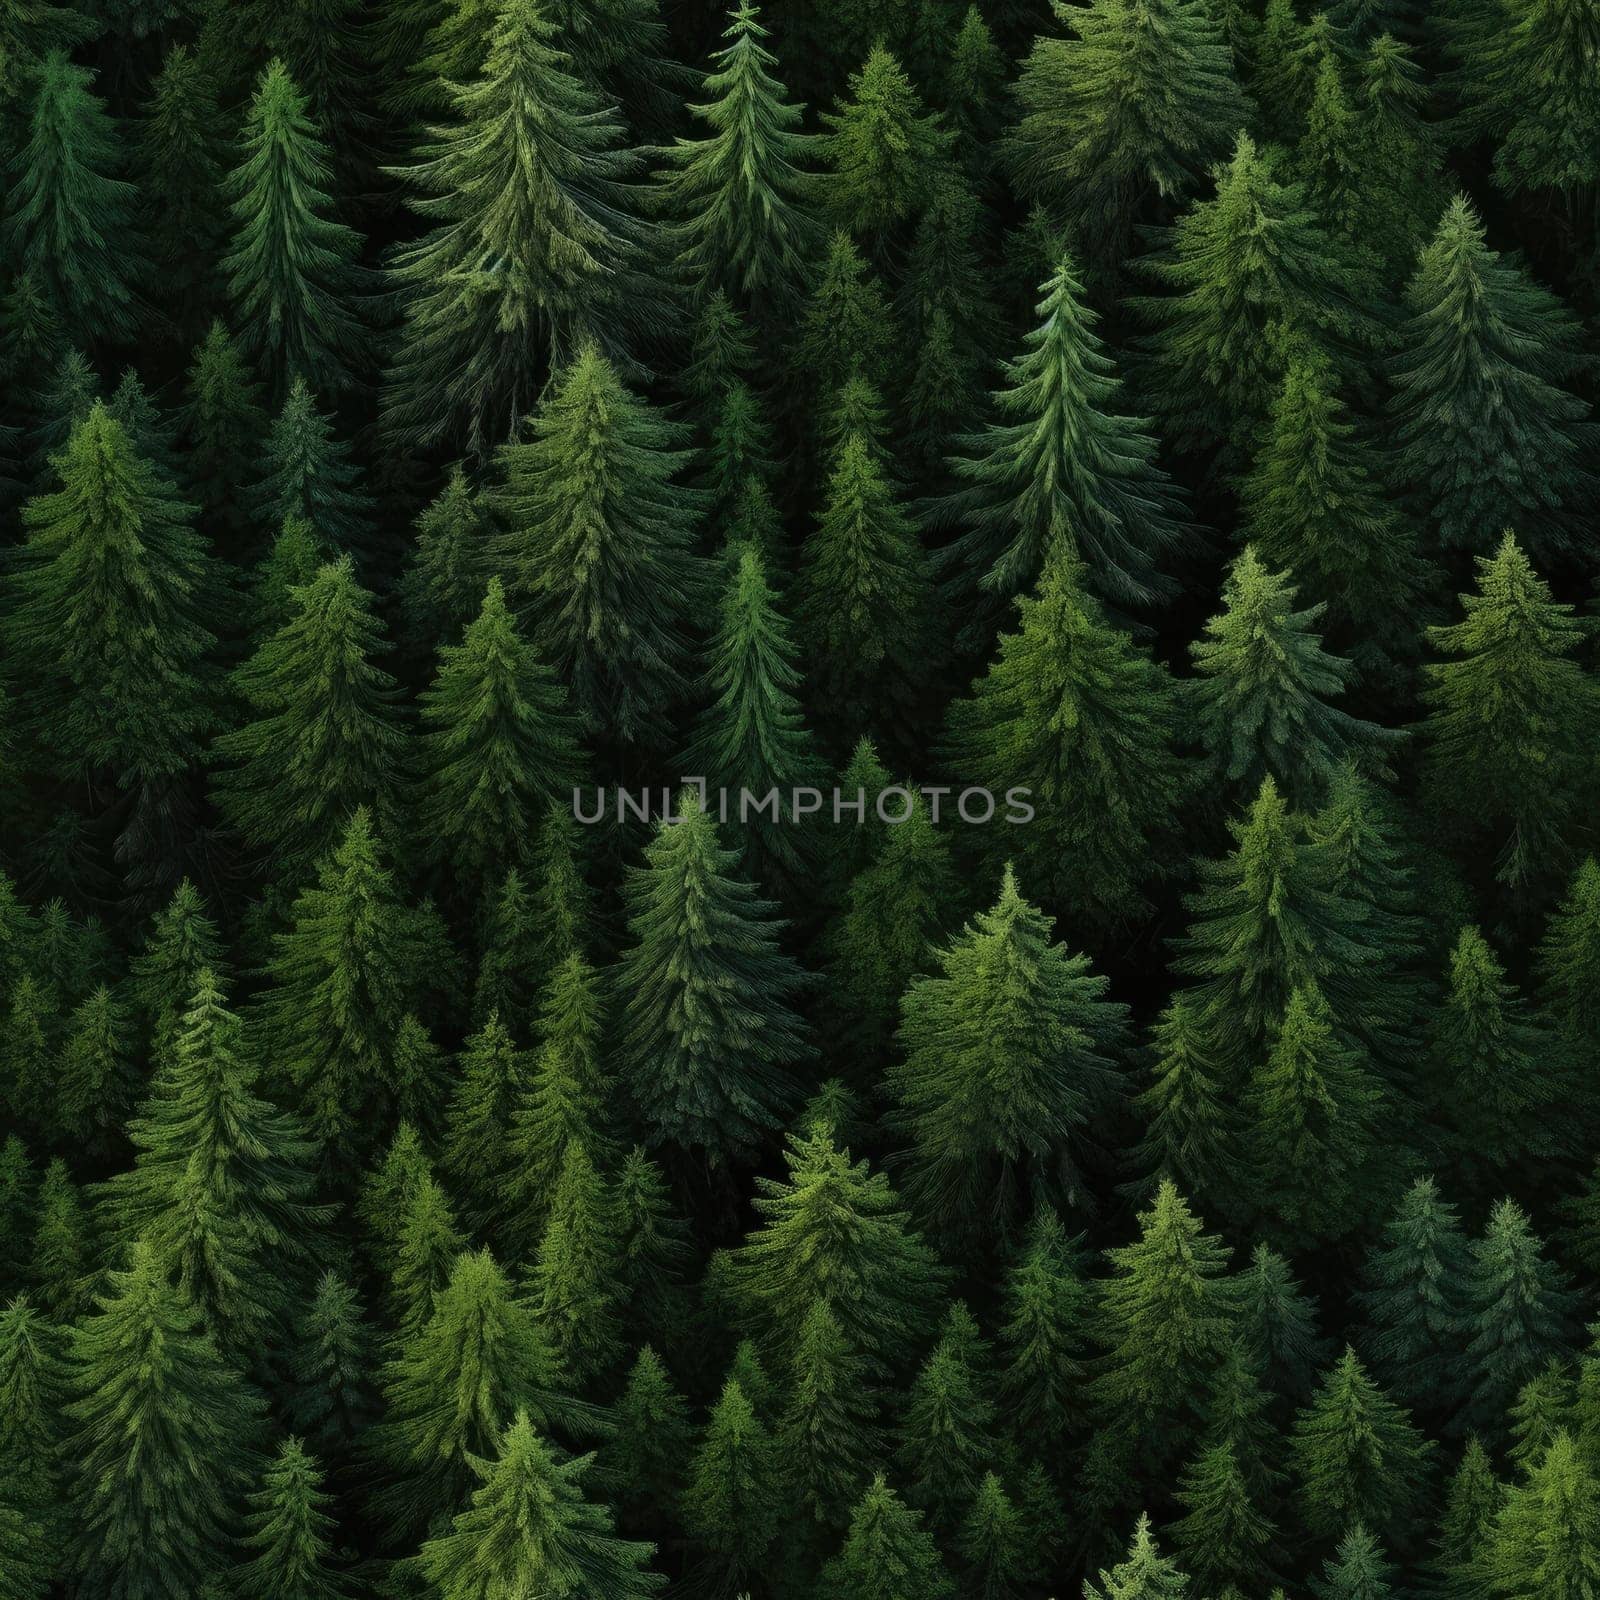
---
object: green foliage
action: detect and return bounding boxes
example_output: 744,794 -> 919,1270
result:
822,1473 -> 953,1600
685,1378 -> 783,1584
1083,1514 -> 1192,1600
257,377 -> 373,551
235,1438 -> 351,1600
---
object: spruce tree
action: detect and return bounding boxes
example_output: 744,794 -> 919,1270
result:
212,560 -> 406,879
778,1300 -> 880,1525
946,558 -> 1191,925
1289,1348 -> 1430,1541
1540,857 -> 1600,1048
5,52 -> 142,344
616,793 -> 810,1162
604,1345 -> 693,1534
1428,1436 -> 1503,1600
387,1170 -> 465,1344
1488,1431 -> 1600,1600
398,465 -> 496,646
936,256 -> 1186,616
684,1378 -> 783,1589
1508,1361 -> 1576,1472
655,3 -> 820,310
1388,197 -> 1596,561
997,1205 -> 1089,1450
235,1438 -> 351,1600
223,59 -> 365,394
957,1472 -> 1028,1600
494,344 -> 707,743
28,1159 -> 89,1321
1421,535 -> 1596,889
441,1011 -> 528,1227
65,1242 -> 264,1600
286,1269 -> 376,1459
178,320 -> 266,539
1171,1440 -> 1277,1592
891,865 -> 1129,1239
7,405 -> 217,788
822,1473 -> 953,1600
57,984 -> 135,1150
1083,1515 -> 1193,1600
1314,1524 -> 1397,1600
793,230 -> 894,398
127,879 -> 226,1065
416,577 -> 582,889
384,0 -> 663,456
418,1411 -> 664,1600
256,377 -> 373,551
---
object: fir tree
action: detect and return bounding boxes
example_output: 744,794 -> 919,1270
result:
252,515 -> 328,631
1083,1515 -> 1192,1600
441,1011 -> 529,1226
1421,535 -> 1596,889
1429,1436 -> 1503,1600
398,465 -> 496,645
418,1411 -> 664,1600
286,1268 -> 376,1459
997,1205 -> 1089,1450
616,793 -> 810,1162
127,879 -> 226,1064
495,344 -> 706,742
946,559 -> 1190,925
1171,1440 -> 1277,1592
936,257 -> 1186,616
57,984 -> 135,1149
794,231 -> 894,398
604,1345 -> 693,1533
5,52 -> 142,344
1508,1360 -> 1577,1472
957,1472 -> 1028,1600
1289,1348 -> 1430,1541
235,1438 -> 351,1600
822,1473 -> 953,1600
256,377 -> 373,551
387,1170 -> 464,1344
778,1299 -> 880,1525
1314,1524 -> 1396,1600
1540,858 -> 1600,1048
384,0 -> 663,456
655,3 -> 820,310
213,561 -> 405,879
178,320 -> 265,538
1388,197 -> 1596,560
223,59 -> 366,394
65,1242 -> 264,1600
684,1378 -> 783,1590
28,1159 -> 88,1321
891,866 -> 1129,1239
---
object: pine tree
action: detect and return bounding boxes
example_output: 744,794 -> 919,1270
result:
1388,197 -> 1595,560
614,1148 -> 695,1341
258,810 -> 436,1147
1421,535 -> 1596,889
0,1293 -> 67,1597
778,1299 -> 880,1525
65,1242 -> 264,1600
416,577 -> 582,889
1289,1348 -> 1430,1541
387,1170 -> 465,1344
822,1473 -> 953,1600
178,320 -> 265,538
384,0 -> 663,457
1357,1177 -> 1474,1417
724,1124 -> 943,1372
684,1378 -> 783,1588
604,1345 -> 693,1533
681,541 -> 821,882
256,377 -> 373,551
794,230 -> 894,398
57,984 -> 135,1149
1171,1440 -> 1277,1592
222,59 -> 365,394
286,1268 -> 375,1458
1429,1436 -> 1503,1600
1314,1524 -> 1396,1600
5,52 -> 142,344
616,793 -> 810,1162
891,866 -> 1129,1240
936,257 -> 1185,616
1093,1180 -> 1232,1444
822,43 -> 949,247
1489,1432 -> 1600,1600
957,1472 -> 1027,1600
1136,134 -> 1383,461
1463,1200 -> 1578,1432
398,465 -> 496,645
997,1205 -> 1089,1449
441,1011 -> 528,1226
495,344 -> 706,742
1508,1360 -> 1577,1472
7,405 -> 217,788
99,969 -> 327,1349
127,879 -> 226,1064
419,1411 -> 664,1600
655,3 -> 819,310
946,559 -> 1190,925
28,1159 -> 88,1320
235,1438 -> 350,1600
1007,0 -> 1247,265
1240,355 -> 1421,682
1083,1515 -> 1192,1600
1247,982 -> 1385,1248
530,1140 -> 627,1383
26,347 -> 99,473
213,561 -> 405,879
0,975 -> 55,1136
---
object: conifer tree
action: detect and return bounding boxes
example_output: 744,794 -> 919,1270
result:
385,0 -> 662,456
28,1159 -> 88,1321
1508,1360 -> 1576,1472
997,1205 -> 1088,1450
57,984 -> 135,1149
256,377 -> 373,551
419,1411 -> 664,1600
213,561 -> 405,878
1289,1348 -> 1430,1541
235,1438 -> 350,1600
685,1377 -> 783,1589
1083,1514 -> 1192,1600
1388,198 -> 1596,560
1171,1440 -> 1277,1593
1240,356 -> 1424,681
530,1140 -> 627,1383
655,3 -> 819,310
823,1473 -> 953,1600
1540,858 -> 1600,1051
1463,1200 -> 1578,1432
127,879 -> 226,1064
26,347 -> 99,473
258,810 -> 435,1147
1007,0 -> 1247,267
441,1010 -> 528,1226
1488,1431 -> 1600,1599
937,257 -> 1185,616
252,515 -> 328,631
947,559 -> 1190,924
614,1148 -> 695,1341
286,1268 -> 375,1459
7,405 -> 217,788
1429,1436 -> 1503,1600
1314,1524 -> 1396,1600
0,1293 -> 67,1596
178,320 -> 265,537
495,344 -> 706,742
1137,134 -> 1382,461
1421,536 -> 1596,889
398,465 -> 496,645
605,1345 -> 693,1533
1093,1181 -> 1232,1443
5,52 -> 142,344
892,866 -> 1129,1239
1357,1177 -> 1474,1417
100,970 -> 327,1349
778,1300 -> 880,1525
223,59 -> 365,394
794,231 -> 894,398
416,577 -> 582,889
65,1242 -> 264,1600
1,975 -> 55,1135
387,1170 -> 465,1344
957,1472 -> 1027,1600
616,793 -> 810,1162
822,43 -> 949,246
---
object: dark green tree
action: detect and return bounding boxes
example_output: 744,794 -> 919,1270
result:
397,465 -> 496,645
778,1299 -> 880,1526
235,1438 -> 351,1600
178,320 -> 265,539
684,1378 -> 783,1591
256,377 -> 373,551
822,1473 -> 953,1600
604,1345 -> 693,1534
1083,1515 -> 1193,1600
286,1269 -> 376,1459
997,1205 -> 1089,1450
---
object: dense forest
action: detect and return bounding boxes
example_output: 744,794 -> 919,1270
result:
1,0 -> 1599,1594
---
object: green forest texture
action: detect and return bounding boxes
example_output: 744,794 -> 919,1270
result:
3,0 -> 1600,1594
